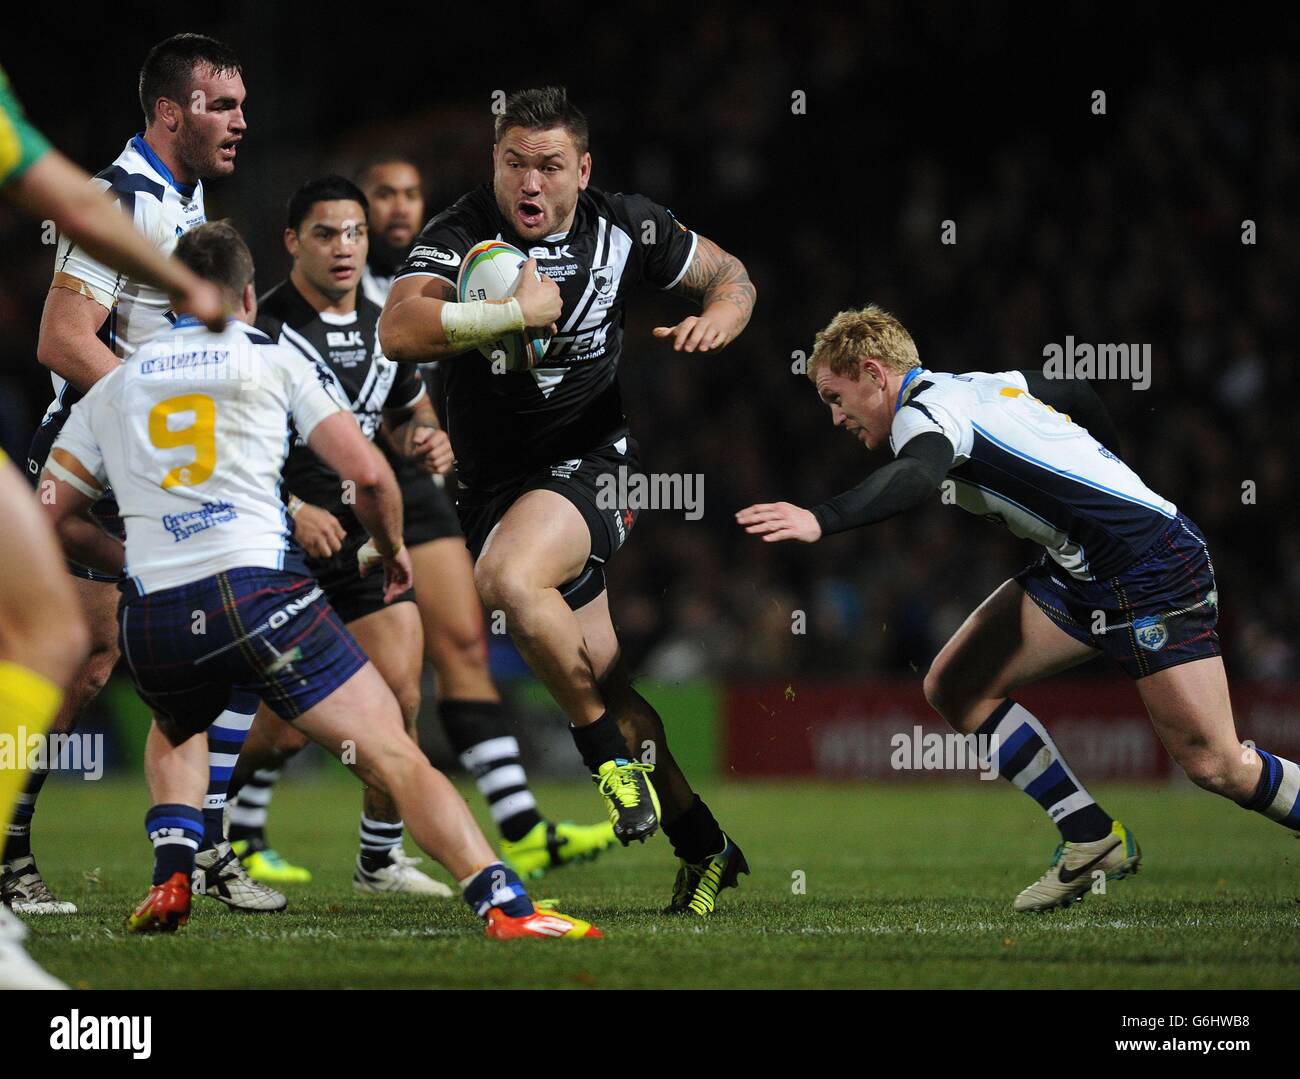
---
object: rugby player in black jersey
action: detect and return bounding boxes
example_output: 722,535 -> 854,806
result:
355,155 -> 615,879
233,176 -> 450,895
382,88 -> 757,915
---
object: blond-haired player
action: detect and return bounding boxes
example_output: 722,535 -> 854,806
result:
740,304 -> 1298,911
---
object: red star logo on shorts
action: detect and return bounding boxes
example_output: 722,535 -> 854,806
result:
623,509 -> 635,530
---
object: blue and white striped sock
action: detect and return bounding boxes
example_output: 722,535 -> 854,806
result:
976,699 -> 1114,842
203,692 -> 257,850
1241,748 -> 1300,829
145,803 -> 204,885
460,861 -> 533,919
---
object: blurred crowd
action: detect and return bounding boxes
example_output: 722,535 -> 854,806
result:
1,6 -> 1295,685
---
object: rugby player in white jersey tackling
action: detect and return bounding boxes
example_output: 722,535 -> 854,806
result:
38,221 -> 601,940
740,305 -> 1300,911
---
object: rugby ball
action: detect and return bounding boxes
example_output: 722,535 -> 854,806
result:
455,239 -> 551,372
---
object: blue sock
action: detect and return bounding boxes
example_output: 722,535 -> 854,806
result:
145,804 -> 204,885
461,862 -> 534,919
976,699 -> 1113,842
203,692 -> 257,849
1240,748 -> 1300,829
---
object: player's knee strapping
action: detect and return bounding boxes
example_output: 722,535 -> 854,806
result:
976,699 -> 1113,843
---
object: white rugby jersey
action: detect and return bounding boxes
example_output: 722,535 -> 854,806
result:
42,134 -> 207,426
50,317 -> 349,594
890,369 -> 1176,580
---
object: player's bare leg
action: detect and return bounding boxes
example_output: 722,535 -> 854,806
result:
345,601 -> 449,895
923,580 -> 1101,732
295,659 -> 599,938
0,462 -> 90,919
925,580 -> 1139,910
296,661 -> 493,878
1141,656 -> 1300,833
474,490 -> 603,724
1138,657 -> 1264,801
474,490 -> 661,844
414,537 -> 497,702
413,535 -> 615,877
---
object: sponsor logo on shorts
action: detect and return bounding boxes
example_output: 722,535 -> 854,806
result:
267,585 -> 324,629
1133,615 -> 1168,651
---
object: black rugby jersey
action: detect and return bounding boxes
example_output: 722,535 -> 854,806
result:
394,183 -> 697,491
256,278 -> 424,530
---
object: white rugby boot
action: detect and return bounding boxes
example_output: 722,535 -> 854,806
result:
1,856 -> 77,914
353,849 -> 453,897
1014,820 -> 1141,912
193,841 -> 288,912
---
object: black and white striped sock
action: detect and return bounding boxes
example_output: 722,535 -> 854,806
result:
228,767 -> 281,846
358,814 -> 404,872
440,699 -> 543,842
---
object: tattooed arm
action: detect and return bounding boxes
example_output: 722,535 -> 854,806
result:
653,234 -> 756,352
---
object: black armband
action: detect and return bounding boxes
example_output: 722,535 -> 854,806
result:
810,432 -> 954,536
1019,370 -> 1123,459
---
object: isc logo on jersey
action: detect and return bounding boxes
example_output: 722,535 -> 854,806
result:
457,239 -> 552,372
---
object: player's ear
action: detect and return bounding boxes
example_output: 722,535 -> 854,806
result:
155,97 -> 182,134
578,151 -> 592,190
283,228 -> 298,258
241,283 -> 256,321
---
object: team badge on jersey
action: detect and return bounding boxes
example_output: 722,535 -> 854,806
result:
590,265 -> 615,296
1133,616 -> 1169,652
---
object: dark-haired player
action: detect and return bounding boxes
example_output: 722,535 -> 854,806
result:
232,176 -> 446,895
740,304 -> 1300,911
382,88 -> 757,914
0,63 -> 225,988
7,34 -> 277,916
349,155 -> 612,879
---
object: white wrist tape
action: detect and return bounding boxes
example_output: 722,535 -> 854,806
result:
45,458 -> 104,501
357,538 -> 402,574
440,298 -> 525,350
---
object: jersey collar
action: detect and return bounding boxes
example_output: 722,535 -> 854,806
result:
894,367 -> 927,412
172,314 -> 235,330
132,134 -> 199,199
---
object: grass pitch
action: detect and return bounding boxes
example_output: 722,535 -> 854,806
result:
20,776 -> 1300,989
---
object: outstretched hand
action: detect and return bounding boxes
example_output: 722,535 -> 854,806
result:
735,502 -> 822,543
